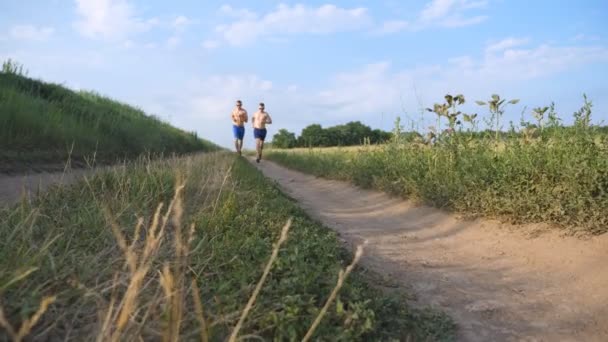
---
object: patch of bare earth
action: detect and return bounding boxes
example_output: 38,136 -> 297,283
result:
0,168 -> 93,206
252,159 -> 608,342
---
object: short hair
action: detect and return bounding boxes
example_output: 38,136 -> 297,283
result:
236,100 -> 242,104
259,102 -> 265,107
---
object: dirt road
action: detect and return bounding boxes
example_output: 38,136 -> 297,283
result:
252,159 -> 608,342
0,169 -> 92,206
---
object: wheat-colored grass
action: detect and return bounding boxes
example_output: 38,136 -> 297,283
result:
0,295 -> 56,342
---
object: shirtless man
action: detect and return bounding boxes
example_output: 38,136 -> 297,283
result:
251,102 -> 272,163
231,100 -> 248,155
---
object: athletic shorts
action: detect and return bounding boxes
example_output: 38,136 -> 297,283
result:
253,128 -> 267,141
233,125 -> 245,140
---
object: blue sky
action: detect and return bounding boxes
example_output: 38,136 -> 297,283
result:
1,0 -> 607,148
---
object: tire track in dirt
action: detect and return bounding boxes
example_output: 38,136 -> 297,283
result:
251,158 -> 608,342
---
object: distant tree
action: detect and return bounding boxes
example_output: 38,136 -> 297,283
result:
296,121 -> 392,147
345,121 -> 374,145
371,129 -> 392,143
272,129 -> 297,148
298,124 -> 327,147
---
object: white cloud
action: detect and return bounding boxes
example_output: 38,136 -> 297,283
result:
374,20 -> 409,35
308,40 -> 608,121
420,0 -> 457,21
166,36 -> 180,49
213,4 -> 371,46
420,0 -> 487,21
202,39 -> 219,50
572,34 -> 601,42
440,15 -> 487,28
73,0 -> 157,40
172,15 -> 191,31
479,44 -> 608,80
418,0 -> 488,28
173,75 -> 275,121
375,0 -> 488,35
218,5 -> 257,20
485,37 -> 530,53
9,25 -> 55,41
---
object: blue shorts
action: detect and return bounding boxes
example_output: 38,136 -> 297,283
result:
254,128 -> 267,141
233,125 -> 245,140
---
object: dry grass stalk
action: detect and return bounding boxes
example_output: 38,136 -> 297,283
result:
228,218 -> 292,342
301,244 -> 365,342
191,278 -> 209,342
160,184 -> 197,342
0,303 -> 17,338
0,296 -> 56,342
103,181 -> 186,341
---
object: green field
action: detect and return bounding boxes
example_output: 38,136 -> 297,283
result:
0,67 -> 217,172
0,153 -> 453,341
267,95 -> 608,235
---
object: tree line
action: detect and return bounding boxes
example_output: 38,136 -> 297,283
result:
271,121 -> 393,148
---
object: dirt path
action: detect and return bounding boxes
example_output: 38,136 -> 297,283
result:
251,159 -> 608,342
0,169 -> 93,206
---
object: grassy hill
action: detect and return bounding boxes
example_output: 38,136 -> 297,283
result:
0,63 -> 217,172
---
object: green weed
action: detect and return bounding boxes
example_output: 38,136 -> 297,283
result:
267,95 -> 608,234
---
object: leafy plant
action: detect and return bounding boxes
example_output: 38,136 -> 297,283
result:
476,94 -> 520,140
267,94 -> 608,235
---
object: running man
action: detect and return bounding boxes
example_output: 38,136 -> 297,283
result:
252,102 -> 272,163
231,100 -> 248,155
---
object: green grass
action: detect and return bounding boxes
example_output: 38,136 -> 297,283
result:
0,153 -> 454,341
266,100 -> 608,235
0,71 -> 218,171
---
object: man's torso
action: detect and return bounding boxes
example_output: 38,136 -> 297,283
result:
232,108 -> 247,127
253,111 -> 270,129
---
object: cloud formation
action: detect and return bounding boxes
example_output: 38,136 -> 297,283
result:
73,0 -> 158,40
212,3 -> 371,46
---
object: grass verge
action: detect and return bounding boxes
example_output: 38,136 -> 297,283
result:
0,152 -> 453,341
266,130 -> 608,235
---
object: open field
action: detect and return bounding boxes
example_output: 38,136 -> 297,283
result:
266,105 -> 608,235
0,153 -> 453,341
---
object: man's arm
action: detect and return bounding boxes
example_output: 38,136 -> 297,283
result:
243,110 -> 248,123
231,110 -> 237,125
265,113 -> 272,124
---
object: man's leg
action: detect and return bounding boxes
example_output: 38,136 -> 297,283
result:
255,138 -> 261,162
234,139 -> 239,153
259,140 -> 265,159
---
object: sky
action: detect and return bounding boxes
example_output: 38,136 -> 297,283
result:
1,0 -> 607,148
